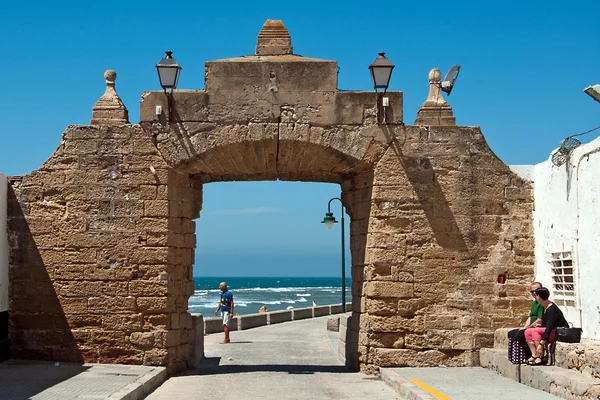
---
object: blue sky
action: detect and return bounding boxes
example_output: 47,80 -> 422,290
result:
1,1 -> 599,276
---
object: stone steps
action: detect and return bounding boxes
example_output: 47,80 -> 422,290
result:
480,328 -> 600,399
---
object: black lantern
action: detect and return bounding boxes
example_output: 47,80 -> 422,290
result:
369,52 -> 394,93
156,50 -> 182,94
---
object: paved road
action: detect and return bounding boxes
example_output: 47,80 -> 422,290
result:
146,316 -> 400,400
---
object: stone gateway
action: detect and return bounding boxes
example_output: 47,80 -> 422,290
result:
6,20 -> 533,374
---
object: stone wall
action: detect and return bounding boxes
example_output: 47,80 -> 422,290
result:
340,125 -> 534,372
6,20 -> 535,374
7,125 -> 200,373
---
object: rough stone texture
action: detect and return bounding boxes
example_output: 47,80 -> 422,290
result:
8,124 -> 199,374
7,20 -> 534,375
555,342 -> 600,380
255,19 -> 293,56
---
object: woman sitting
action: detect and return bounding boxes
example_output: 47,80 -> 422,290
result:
524,287 -> 569,365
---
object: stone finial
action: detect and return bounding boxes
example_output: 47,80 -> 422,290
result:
91,70 -> 130,125
414,68 -> 456,126
256,20 -> 293,56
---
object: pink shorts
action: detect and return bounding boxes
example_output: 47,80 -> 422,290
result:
524,327 -> 545,342
524,327 -> 557,342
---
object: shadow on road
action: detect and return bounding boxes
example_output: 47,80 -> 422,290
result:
185,357 -> 351,376
0,360 -> 91,399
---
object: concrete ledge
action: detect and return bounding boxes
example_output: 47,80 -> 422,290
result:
313,306 -> 330,317
108,366 -> 167,400
480,348 -> 600,399
238,313 -> 268,330
268,310 -> 292,325
292,308 -> 313,320
492,328 -> 600,378
479,348 -> 520,381
380,368 -> 438,400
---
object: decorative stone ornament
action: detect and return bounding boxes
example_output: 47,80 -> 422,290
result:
414,68 -> 456,126
256,19 -> 293,56
91,70 -> 129,125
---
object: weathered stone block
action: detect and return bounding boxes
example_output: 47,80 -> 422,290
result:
363,282 -> 414,298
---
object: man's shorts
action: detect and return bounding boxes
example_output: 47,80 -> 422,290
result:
222,311 -> 231,327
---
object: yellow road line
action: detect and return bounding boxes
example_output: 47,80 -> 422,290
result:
408,377 -> 452,400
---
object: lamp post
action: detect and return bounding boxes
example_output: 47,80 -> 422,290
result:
369,52 -> 395,93
321,197 -> 346,313
368,52 -> 395,123
155,50 -> 182,120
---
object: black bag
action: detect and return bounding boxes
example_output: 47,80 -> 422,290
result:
508,334 -> 529,364
556,327 -> 582,343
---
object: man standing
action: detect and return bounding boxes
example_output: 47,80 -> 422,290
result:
214,282 -> 234,344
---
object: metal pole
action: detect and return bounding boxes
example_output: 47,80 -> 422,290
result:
327,197 -> 346,313
340,204 -> 346,313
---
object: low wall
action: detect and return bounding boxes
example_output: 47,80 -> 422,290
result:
268,310 -> 292,325
313,306 -> 330,317
239,313 -> 268,330
292,308 -> 313,320
203,303 -> 352,335
190,314 -> 204,368
338,313 -> 351,366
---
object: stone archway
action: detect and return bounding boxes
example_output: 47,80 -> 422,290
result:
7,20 -> 534,374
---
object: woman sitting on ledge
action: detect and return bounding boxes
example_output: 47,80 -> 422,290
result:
524,287 -> 569,365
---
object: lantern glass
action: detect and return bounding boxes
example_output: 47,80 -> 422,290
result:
158,67 -> 180,89
369,52 -> 395,91
156,50 -> 182,91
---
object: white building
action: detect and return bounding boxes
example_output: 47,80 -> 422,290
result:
512,135 -> 600,341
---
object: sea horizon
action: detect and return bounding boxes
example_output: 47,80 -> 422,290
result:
189,276 -> 352,316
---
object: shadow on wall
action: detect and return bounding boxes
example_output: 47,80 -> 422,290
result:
403,156 -> 468,251
342,171 -> 373,372
7,185 -> 84,363
381,125 -> 468,252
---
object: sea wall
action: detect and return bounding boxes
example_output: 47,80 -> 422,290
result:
203,303 -> 352,334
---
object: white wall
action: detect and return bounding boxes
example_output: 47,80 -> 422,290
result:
0,173 -> 7,313
531,136 -> 600,340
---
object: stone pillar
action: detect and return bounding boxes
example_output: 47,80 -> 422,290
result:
91,70 -> 129,125
256,20 -> 293,56
414,68 -> 456,126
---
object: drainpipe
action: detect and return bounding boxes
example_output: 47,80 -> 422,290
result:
573,147 -> 600,329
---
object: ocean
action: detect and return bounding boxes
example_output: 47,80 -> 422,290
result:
189,277 -> 352,315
